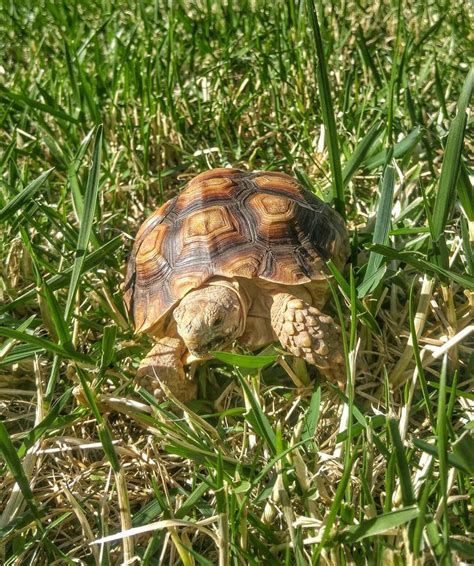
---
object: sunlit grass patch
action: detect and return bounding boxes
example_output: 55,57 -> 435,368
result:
0,0 -> 473,563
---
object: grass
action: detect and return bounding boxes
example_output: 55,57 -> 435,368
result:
0,0 -> 473,563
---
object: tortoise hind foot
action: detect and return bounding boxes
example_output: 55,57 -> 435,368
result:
136,337 -> 198,403
271,293 -> 346,390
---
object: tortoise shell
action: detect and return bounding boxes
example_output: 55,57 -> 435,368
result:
124,168 -> 349,334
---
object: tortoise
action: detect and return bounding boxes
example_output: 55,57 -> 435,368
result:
124,168 -> 349,402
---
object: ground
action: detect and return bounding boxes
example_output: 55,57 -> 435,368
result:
0,1 -> 473,564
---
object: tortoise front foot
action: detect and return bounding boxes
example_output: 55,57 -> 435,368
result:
271,293 -> 346,389
136,337 -> 197,403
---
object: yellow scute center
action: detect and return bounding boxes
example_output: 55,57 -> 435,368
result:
183,206 -> 233,239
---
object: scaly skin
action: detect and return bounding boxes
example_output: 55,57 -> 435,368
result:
136,336 -> 198,403
271,293 -> 346,389
173,284 -> 246,357
137,283 -> 246,403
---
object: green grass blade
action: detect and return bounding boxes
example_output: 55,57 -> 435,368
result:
0,421 -> 41,522
369,244 -> 474,290
238,374 -> 277,455
339,505 -> 419,543
64,124 -> 103,321
0,315 -> 36,359
17,388 -> 73,459
0,130 -> 17,177
19,226 -> 72,347
211,351 -> 278,369
100,324 -> 117,370
412,438 -> 470,475
413,468 -> 433,557
458,161 -> 474,220
408,281 -> 435,430
437,354 -> 450,552
388,419 -> 416,506
431,68 -> 474,265
301,386 -> 321,445
342,121 -> 383,187
0,84 -> 79,123
450,539 -> 474,561
326,260 -> 381,333
68,128 -> 95,222
0,327 -> 92,364
305,0 -> 345,218
0,168 -> 54,222
452,430 -> 474,476
363,128 -> 421,170
313,441 -> 360,561
358,164 -> 395,297
39,279 -> 72,347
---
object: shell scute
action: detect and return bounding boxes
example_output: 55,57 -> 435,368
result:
183,206 -> 234,240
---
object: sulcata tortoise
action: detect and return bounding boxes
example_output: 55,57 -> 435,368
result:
124,168 -> 349,402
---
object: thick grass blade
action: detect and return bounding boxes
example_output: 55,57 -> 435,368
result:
64,125 -> 103,321
68,128 -> 95,222
388,419 -> 416,506
358,164 -> 395,297
425,519 -> 445,562
211,351 -> 278,369
369,244 -> 474,291
100,324 -> 117,370
413,438 -> 471,475
458,161 -> 474,220
342,121 -> 383,187
238,375 -> 277,455
0,421 -> 41,522
437,355 -> 450,552
0,168 -> 54,222
363,128 -> 421,170
305,0 -> 345,218
301,386 -> 321,445
0,327 -> 92,364
431,68 -> 474,266
452,430 -> 474,476
326,260 -> 381,333
0,84 -> 79,124
450,539 -> 474,561
39,279 -> 72,347
338,505 -> 419,543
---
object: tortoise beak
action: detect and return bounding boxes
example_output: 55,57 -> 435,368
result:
187,337 -> 231,358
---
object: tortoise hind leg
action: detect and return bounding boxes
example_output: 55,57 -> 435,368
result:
136,336 -> 198,403
271,293 -> 346,389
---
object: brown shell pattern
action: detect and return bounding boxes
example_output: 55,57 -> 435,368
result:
124,169 -> 349,333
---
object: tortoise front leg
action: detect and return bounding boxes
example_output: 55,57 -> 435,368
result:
271,293 -> 346,389
136,336 -> 198,403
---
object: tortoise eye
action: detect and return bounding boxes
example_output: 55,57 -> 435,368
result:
213,316 -> 224,326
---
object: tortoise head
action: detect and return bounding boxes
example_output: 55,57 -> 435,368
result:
173,284 -> 245,357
